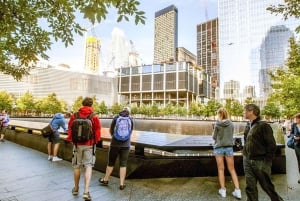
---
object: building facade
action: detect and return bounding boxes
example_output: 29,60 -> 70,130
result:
218,0 -> 298,98
117,62 -> 205,108
0,66 -> 117,109
259,25 -> 293,96
153,5 -> 178,64
197,18 -> 219,99
84,36 -> 101,73
223,80 -> 240,100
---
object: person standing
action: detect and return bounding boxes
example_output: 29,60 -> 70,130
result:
0,110 -> 9,142
243,104 -> 283,201
212,108 -> 241,199
67,97 -> 101,201
47,112 -> 70,161
99,107 -> 133,190
289,113 -> 300,184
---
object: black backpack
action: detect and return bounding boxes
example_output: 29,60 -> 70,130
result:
71,112 -> 95,143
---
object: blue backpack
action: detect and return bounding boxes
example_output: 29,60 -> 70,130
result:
113,116 -> 132,141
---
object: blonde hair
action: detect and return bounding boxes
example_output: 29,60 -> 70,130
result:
217,108 -> 228,120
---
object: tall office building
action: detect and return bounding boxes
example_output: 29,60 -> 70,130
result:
197,18 -> 219,99
153,5 -> 178,64
223,80 -> 240,100
84,36 -> 101,74
218,0 -> 298,98
259,25 -> 293,96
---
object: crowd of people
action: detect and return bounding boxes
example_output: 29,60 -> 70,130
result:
2,101 -> 299,201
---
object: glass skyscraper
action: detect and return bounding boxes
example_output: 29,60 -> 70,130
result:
259,25 -> 293,96
218,0 -> 298,98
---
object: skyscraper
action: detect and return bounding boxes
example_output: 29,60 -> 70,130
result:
153,5 -> 178,64
197,18 -> 219,99
259,25 -> 293,96
84,36 -> 101,74
218,0 -> 298,98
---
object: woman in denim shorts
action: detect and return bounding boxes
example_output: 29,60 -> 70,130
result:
212,108 -> 241,199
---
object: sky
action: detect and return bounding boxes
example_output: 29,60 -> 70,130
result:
46,0 -> 218,71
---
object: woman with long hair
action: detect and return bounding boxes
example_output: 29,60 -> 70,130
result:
212,108 -> 241,199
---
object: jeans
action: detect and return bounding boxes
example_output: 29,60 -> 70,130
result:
243,157 -> 284,201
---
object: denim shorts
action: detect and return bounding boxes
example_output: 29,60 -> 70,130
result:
213,147 -> 234,156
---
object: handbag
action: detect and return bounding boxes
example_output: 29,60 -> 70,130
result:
287,135 -> 295,149
41,124 -> 55,138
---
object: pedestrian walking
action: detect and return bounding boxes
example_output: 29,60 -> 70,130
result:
67,97 -> 101,201
243,104 -> 283,201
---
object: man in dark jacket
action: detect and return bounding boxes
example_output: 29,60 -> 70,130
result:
243,104 -> 283,201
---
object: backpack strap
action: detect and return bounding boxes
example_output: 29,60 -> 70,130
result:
87,112 -> 96,154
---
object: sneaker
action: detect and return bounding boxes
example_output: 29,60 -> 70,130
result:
0,139 -> 5,142
83,192 -> 91,201
218,188 -> 226,198
48,156 -> 53,161
52,156 -> 62,162
72,187 -> 78,196
232,188 -> 242,199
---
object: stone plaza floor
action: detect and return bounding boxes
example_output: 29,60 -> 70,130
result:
0,140 -> 299,201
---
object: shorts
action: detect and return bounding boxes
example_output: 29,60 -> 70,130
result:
72,145 -> 95,168
213,147 -> 234,156
108,146 -> 130,167
48,132 -> 60,144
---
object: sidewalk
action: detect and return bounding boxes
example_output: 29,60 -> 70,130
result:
0,140 -> 298,201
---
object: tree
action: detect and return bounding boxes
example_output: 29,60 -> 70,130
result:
224,99 -> 243,119
203,100 -> 222,119
243,97 -> 256,106
261,101 -> 281,120
37,93 -> 65,115
98,100 -> 108,115
111,102 -> 122,115
150,102 -> 159,117
269,37 -> 300,117
72,96 -> 84,112
16,90 -> 36,115
0,0 -> 145,80
267,0 -> 300,33
0,90 -> 14,112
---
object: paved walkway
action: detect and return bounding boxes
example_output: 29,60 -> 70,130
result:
0,140 -> 299,201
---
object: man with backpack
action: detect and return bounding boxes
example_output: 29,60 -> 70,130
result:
99,107 -> 133,190
67,97 -> 101,201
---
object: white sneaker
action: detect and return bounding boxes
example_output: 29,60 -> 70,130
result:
218,188 -> 226,198
52,156 -> 62,162
232,188 -> 242,199
48,156 -> 52,161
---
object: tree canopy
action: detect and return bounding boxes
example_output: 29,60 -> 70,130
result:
267,0 -> 300,33
0,0 -> 145,80
269,37 -> 300,117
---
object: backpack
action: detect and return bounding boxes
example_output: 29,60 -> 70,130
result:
71,112 -> 94,143
113,116 -> 132,141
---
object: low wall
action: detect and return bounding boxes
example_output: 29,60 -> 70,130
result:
4,128 -> 286,178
